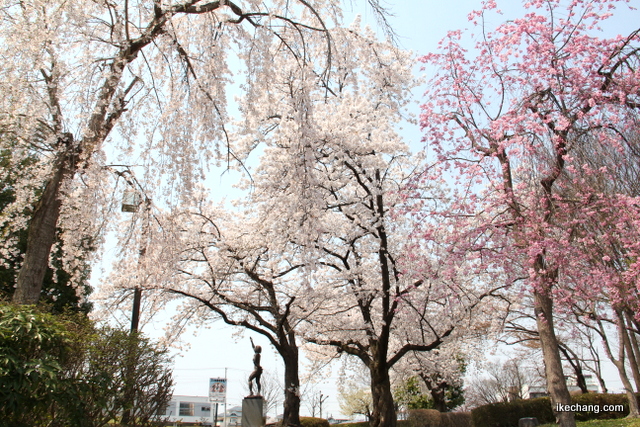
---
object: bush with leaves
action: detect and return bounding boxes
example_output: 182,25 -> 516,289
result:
470,394 -> 633,427
0,303 -> 173,427
300,417 -> 331,427
0,303 -> 72,426
395,377 -> 432,412
76,328 -> 174,427
471,397 -> 555,427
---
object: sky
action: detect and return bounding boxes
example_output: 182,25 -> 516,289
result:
95,0 -> 640,420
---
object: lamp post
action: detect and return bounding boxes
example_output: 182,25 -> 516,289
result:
116,169 -> 151,426
118,170 -> 151,333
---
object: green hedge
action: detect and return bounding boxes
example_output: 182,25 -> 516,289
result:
471,397 -> 555,427
301,417 -> 330,427
571,393 -> 629,421
472,394 -> 636,427
407,409 -> 472,427
409,409 -> 441,427
440,411 -> 473,427
337,420 -> 411,427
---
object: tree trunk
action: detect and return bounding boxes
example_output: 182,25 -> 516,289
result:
282,344 -> 301,427
13,139 -> 77,304
595,374 -> 608,394
559,345 -> 589,394
612,358 -> 640,418
534,289 -> 576,427
419,374 -> 448,412
429,383 -> 447,413
369,358 -> 396,427
613,310 -> 640,417
622,311 -> 640,393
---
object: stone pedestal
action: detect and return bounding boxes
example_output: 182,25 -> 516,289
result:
242,396 -> 264,427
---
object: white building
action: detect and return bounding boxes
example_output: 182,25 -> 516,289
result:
521,374 -> 602,400
158,395 -> 239,426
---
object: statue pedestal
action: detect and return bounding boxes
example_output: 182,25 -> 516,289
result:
242,396 -> 264,427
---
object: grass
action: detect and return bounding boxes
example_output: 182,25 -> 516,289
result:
540,419 -> 640,427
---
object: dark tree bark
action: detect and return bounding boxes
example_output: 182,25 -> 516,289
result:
558,343 -> 590,394
419,374 -> 448,412
534,287 -> 576,427
13,135 -> 78,304
620,311 -> 640,393
282,344 -> 301,427
370,356 -> 396,427
611,310 -> 640,417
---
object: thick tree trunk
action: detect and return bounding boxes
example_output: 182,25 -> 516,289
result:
420,374 -> 448,412
282,345 -> 301,427
369,359 -> 396,427
429,384 -> 447,413
534,289 -> 576,427
13,140 -> 77,304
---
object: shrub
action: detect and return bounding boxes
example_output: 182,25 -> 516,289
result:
336,422 -> 370,427
471,397 -> 555,427
0,303 -> 173,427
301,417 -> 330,427
0,303 -> 77,426
570,393 -> 629,421
440,412 -> 472,427
471,393 -> 636,427
408,409 -> 442,427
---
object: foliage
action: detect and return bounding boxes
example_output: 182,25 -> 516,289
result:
300,417 -> 331,427
439,412 -> 473,427
120,16 -> 499,427
472,394 -> 634,427
420,374 -> 465,413
0,303 -> 173,427
471,397 -> 556,427
571,394 -> 630,421
407,409 -> 441,427
339,385 -> 373,421
395,377 -> 432,411
338,422 -> 412,427
338,423 -> 371,427
71,328 -> 174,427
541,419 -> 640,427
0,302 -> 71,426
407,409 -> 473,427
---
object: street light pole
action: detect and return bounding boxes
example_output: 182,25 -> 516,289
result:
130,287 -> 142,332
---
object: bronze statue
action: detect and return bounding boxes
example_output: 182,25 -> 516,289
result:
248,337 -> 263,396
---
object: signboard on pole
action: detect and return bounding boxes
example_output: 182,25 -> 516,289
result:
209,378 -> 227,403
